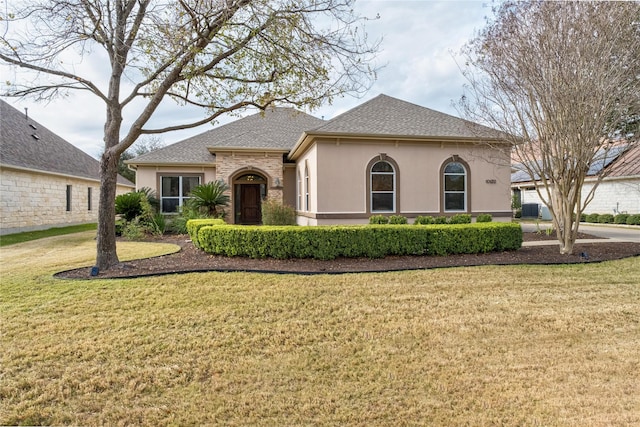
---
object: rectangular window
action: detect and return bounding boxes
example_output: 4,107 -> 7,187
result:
66,185 -> 72,212
160,175 -> 201,213
304,166 -> 310,211
445,193 -> 465,211
88,187 -> 92,211
372,193 -> 394,211
297,171 -> 302,210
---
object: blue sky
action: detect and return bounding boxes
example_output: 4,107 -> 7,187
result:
3,1 -> 492,158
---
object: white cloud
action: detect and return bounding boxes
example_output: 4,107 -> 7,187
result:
2,1 -> 491,158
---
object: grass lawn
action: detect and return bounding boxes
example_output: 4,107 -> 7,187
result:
1,232 -> 639,426
0,223 -> 98,247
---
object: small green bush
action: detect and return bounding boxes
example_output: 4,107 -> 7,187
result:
369,215 -> 389,224
186,218 -> 227,247
115,192 -> 145,222
151,213 -> 167,235
388,215 -> 408,224
585,213 -> 600,223
579,213 -> 587,222
614,214 -> 629,224
449,214 -> 472,224
262,199 -> 297,225
476,214 -> 493,223
434,216 -> 448,224
627,214 -> 640,225
122,218 -> 147,241
598,214 -> 614,224
414,216 -> 435,225
196,223 -> 523,260
514,209 -> 522,219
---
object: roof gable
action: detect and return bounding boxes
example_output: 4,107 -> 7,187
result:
309,94 -> 504,140
0,99 -> 132,185
130,107 -> 325,165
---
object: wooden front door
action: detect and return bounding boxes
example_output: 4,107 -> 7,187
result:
240,184 -> 262,224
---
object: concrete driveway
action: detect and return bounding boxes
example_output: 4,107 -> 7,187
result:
520,222 -> 640,243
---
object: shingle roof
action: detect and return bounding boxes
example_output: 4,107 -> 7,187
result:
308,94 -> 505,140
0,99 -> 133,186
130,107 -> 325,165
606,143 -> 640,177
511,143 -> 640,184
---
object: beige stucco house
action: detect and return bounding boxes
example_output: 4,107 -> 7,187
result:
0,99 -> 134,235
128,94 -> 512,225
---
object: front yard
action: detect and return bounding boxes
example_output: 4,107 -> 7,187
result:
1,232 -> 639,425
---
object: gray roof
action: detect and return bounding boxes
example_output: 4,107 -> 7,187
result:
129,95 -> 506,166
511,144 -> 637,184
130,107 -> 325,165
0,99 -> 133,186
310,94 -> 505,140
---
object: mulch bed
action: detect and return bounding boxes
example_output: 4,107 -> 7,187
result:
55,232 -> 640,280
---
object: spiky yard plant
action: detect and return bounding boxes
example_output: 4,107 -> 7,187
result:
187,180 -> 230,218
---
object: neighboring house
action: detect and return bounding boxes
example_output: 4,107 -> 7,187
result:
0,99 -> 134,235
511,143 -> 640,216
128,94 -> 512,225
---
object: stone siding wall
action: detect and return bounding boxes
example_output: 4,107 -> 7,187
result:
1,168 -> 133,235
517,177 -> 640,216
215,152 -> 285,223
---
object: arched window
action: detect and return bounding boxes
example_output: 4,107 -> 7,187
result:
443,161 -> 467,212
370,160 -> 396,212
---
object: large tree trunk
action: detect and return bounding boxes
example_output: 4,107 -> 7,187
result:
96,150 -> 120,270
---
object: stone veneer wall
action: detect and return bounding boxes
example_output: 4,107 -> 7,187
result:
0,168 -> 133,235
214,151 -> 286,223
516,176 -> 640,215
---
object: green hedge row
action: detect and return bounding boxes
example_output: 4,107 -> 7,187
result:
580,213 -> 640,225
186,218 -> 227,247
194,223 -> 523,260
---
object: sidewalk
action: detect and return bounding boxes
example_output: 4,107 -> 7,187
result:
522,238 -> 621,247
520,222 -> 640,246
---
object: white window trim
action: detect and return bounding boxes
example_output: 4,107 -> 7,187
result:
370,161 -> 396,213
443,163 -> 467,212
160,175 -> 201,213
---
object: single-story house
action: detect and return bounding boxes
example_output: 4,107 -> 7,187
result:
128,94 -> 512,225
0,99 -> 134,235
512,143 -> 640,216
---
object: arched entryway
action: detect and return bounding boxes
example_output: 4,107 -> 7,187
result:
233,173 -> 267,224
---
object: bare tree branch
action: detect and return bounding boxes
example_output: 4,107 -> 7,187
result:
460,0 -> 640,255
0,0 -> 380,269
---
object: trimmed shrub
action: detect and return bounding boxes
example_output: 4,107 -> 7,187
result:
262,199 -> 297,225
598,214 -> 614,224
414,216 -> 435,225
369,215 -> 389,224
476,214 -> 493,223
434,216 -> 448,224
196,223 -> 523,260
449,214 -> 472,224
389,215 -> 408,224
614,214 -> 629,224
186,218 -> 227,247
627,214 -> 640,226
585,213 -> 600,223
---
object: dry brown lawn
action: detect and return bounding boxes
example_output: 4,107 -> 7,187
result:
1,232 -> 639,426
